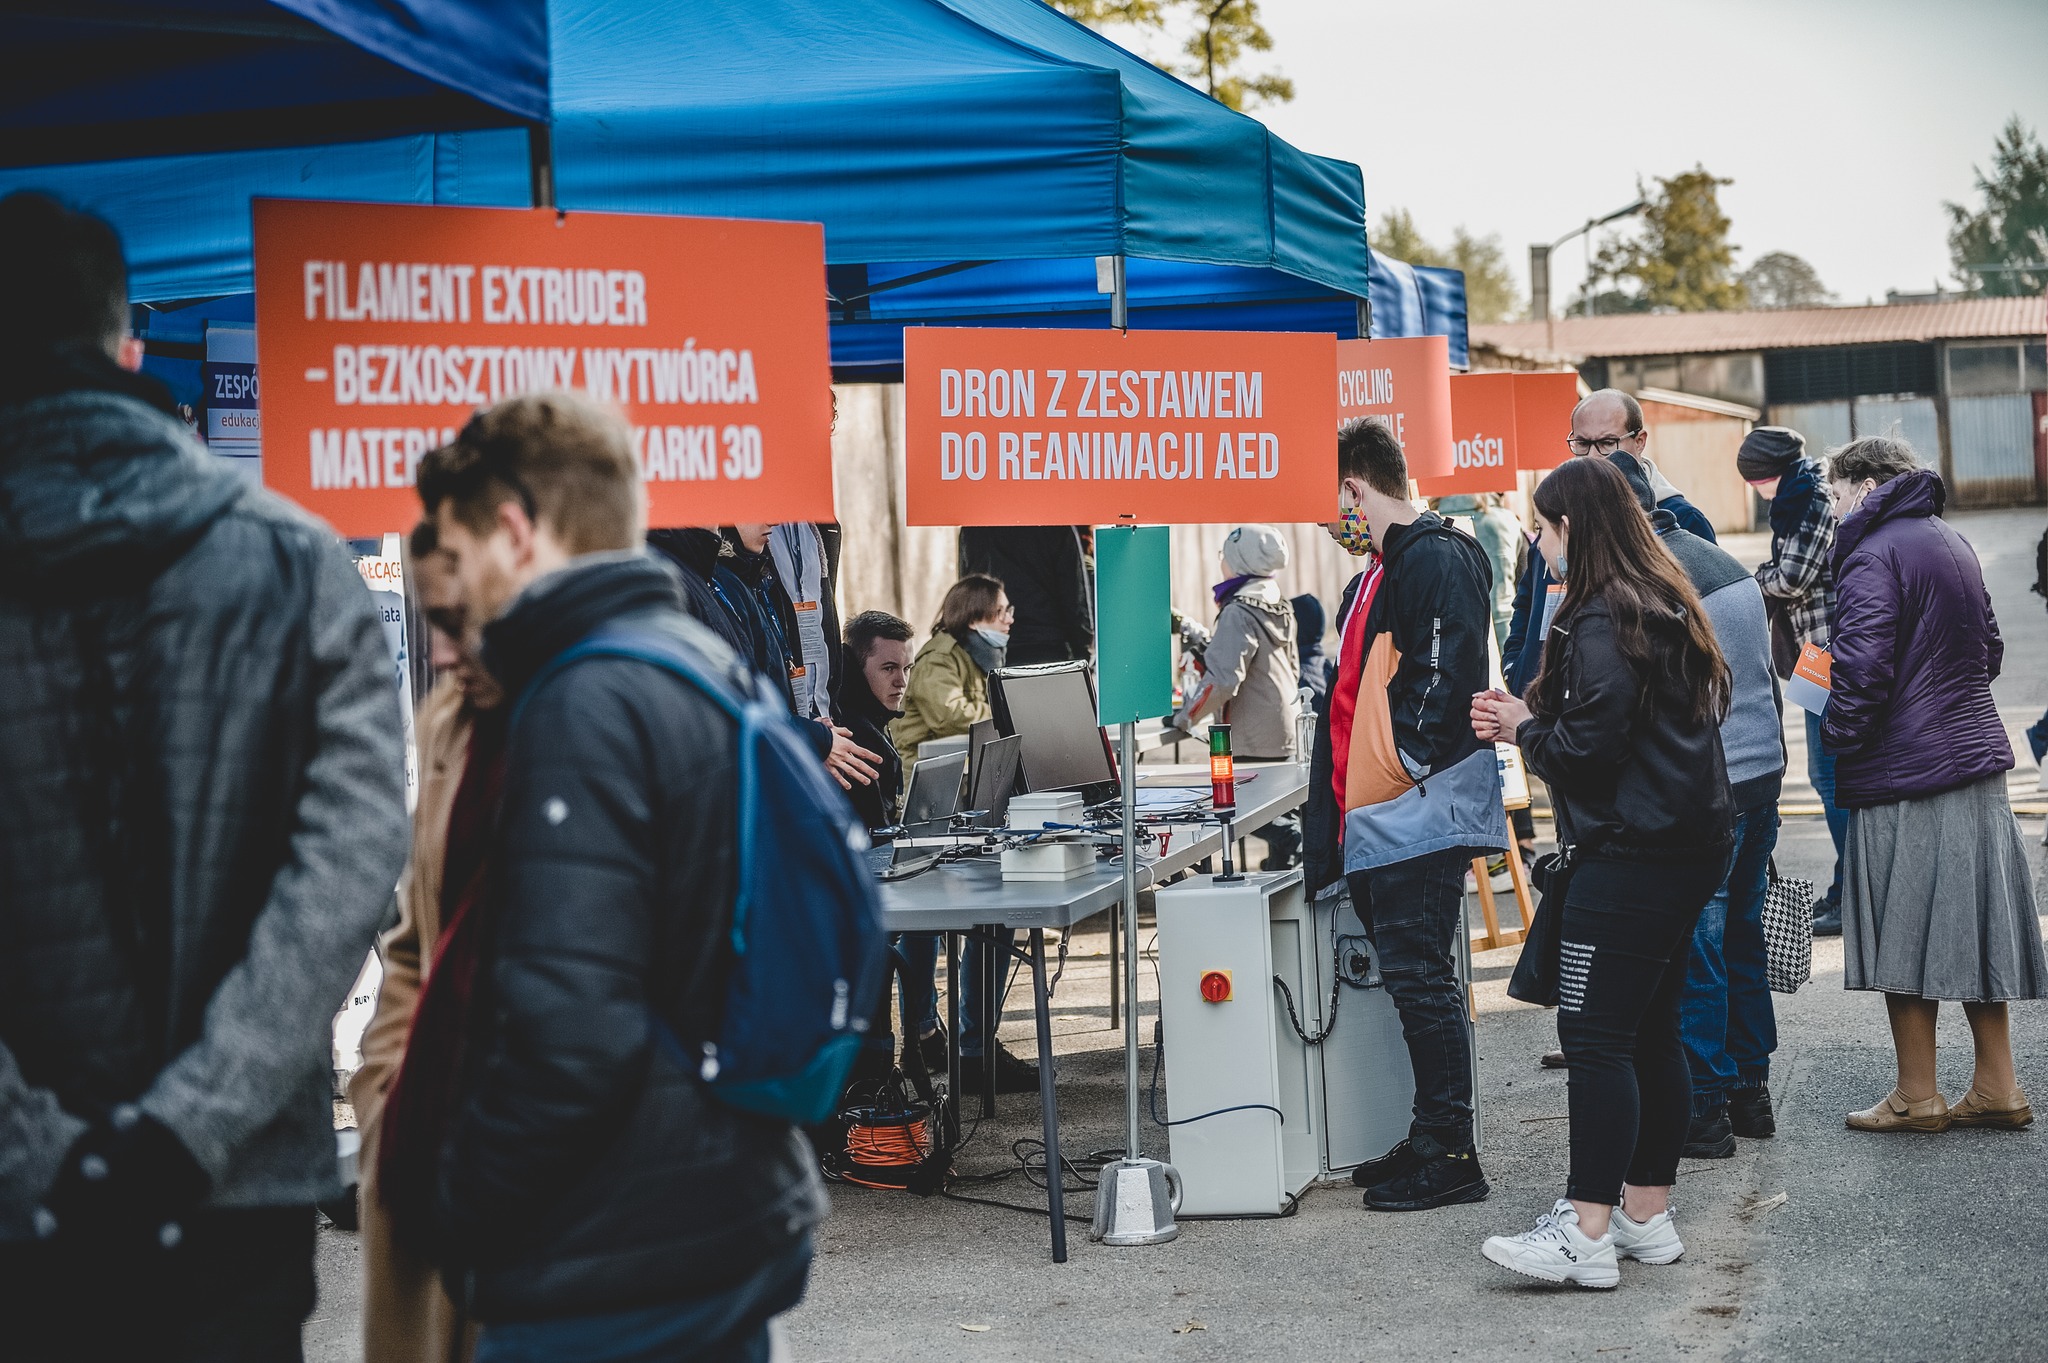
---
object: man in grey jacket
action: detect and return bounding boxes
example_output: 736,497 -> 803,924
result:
1609,452 -> 1786,1158
0,192 -> 408,1359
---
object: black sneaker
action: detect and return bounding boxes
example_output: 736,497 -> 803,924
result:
1682,1105 -> 1737,1158
961,1042 -> 1041,1095
1350,1138 -> 1422,1189
1539,1050 -> 1568,1070
904,1026 -> 947,1076
1363,1148 -> 1490,1211
1810,897 -> 1843,938
1728,1085 -> 1776,1138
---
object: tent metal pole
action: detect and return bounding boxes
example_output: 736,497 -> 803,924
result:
527,122 -> 555,210
1110,254 -> 1128,330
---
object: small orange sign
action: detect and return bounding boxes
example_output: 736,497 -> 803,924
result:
902,327 -> 1336,526
1792,643 -> 1832,687
1334,335 -> 1453,480
1417,371 -> 1519,496
252,199 -> 835,535
1786,641 -> 1833,715
1512,370 -> 1583,471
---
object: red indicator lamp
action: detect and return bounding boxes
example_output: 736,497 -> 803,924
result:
1199,970 -> 1233,1003
1211,723 -> 1243,882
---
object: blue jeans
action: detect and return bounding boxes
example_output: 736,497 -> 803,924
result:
474,1236 -> 812,1363
1805,710 -> 1847,907
895,933 -> 941,1045
958,930 -> 1017,1058
1680,806 -> 1780,1115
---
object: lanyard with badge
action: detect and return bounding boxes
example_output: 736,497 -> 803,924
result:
774,525 -> 831,718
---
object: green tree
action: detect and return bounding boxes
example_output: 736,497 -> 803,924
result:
1741,251 -> 1834,309
1180,0 -> 1293,110
1049,0 -> 1293,111
1052,0 -> 1167,25
1946,116 -> 2048,297
1372,210 -> 1521,324
1373,208 -> 1432,264
1593,167 -> 1748,312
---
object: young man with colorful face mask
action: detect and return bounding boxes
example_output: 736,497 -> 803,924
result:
1302,419 -> 1509,1212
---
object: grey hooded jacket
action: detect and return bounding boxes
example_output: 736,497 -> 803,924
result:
1174,577 -> 1301,760
0,358 -> 407,1238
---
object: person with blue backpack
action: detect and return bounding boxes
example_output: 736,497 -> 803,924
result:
397,392 -> 884,1363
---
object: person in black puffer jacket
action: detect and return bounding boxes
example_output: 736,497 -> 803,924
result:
959,524 -> 1093,665
413,394 -> 823,1354
0,193 -> 409,1361
1472,456 -> 1733,1289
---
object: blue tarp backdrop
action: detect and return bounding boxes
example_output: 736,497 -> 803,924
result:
1,1 -> 548,168
4,0 -> 1467,367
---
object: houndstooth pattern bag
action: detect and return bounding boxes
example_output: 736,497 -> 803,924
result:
1762,858 -> 1814,994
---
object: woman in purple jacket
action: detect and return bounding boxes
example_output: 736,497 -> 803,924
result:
1823,437 -> 2044,1134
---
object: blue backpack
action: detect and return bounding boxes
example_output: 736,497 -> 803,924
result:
524,623 -> 889,1126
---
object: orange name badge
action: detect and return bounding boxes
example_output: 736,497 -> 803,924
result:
1415,371 -> 1519,497
902,327 -> 1336,526
252,199 -> 836,535
1334,335 -> 1452,480
1786,642 -> 1833,715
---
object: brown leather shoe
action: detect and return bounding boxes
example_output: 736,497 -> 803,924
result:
1949,1088 -> 2034,1130
1846,1089 -> 1951,1132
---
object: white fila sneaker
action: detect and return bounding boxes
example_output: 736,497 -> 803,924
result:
1609,1205 -> 1685,1264
1482,1199 -> 1621,1289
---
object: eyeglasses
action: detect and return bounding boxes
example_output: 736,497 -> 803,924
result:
1564,430 -> 1643,456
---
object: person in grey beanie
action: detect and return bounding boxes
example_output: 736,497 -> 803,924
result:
1741,425 -> 1845,936
1609,451 -> 1788,1155
1171,524 -> 1301,762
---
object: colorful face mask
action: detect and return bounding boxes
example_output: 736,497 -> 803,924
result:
1333,505 -> 1375,557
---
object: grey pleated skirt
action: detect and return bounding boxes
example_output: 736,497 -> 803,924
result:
1843,773 -> 2047,1000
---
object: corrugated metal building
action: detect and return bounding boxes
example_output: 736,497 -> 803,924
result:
1473,296 -> 2048,508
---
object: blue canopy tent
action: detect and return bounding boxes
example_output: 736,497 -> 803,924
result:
1,1 -> 548,169
5,0 -> 1466,371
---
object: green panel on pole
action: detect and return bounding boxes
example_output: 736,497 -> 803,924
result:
1094,525 -> 1173,725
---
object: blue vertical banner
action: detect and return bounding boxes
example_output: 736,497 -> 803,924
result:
1094,524 -> 1173,725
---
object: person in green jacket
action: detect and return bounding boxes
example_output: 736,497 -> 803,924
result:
892,573 -> 1010,772
888,572 -> 1040,1093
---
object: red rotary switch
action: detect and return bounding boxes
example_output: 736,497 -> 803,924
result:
1199,970 -> 1233,1003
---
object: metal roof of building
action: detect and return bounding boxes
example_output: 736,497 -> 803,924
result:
1474,295 -> 2046,360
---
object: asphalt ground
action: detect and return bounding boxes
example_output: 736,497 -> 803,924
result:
308,507 -> 2048,1362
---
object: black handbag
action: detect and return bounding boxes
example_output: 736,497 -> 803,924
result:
1507,838 -> 1576,1008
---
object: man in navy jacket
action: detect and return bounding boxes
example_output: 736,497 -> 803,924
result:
1502,389 -> 1716,697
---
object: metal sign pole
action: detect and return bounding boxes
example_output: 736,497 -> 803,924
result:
1091,720 -> 1181,1245
1122,721 -> 1141,1159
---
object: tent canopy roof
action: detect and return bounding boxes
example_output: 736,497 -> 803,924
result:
7,0 -> 1472,366
0,0 -> 548,168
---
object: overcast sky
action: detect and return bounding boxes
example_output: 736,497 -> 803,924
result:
1227,0 -> 2048,311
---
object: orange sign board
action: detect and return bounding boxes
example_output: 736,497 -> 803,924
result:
1333,334 -> 1453,480
251,199 -> 835,535
1417,371 -> 1519,496
903,328 -> 1336,525
1512,370 -> 1583,471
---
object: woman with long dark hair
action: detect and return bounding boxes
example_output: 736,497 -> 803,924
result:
1471,456 -> 1734,1288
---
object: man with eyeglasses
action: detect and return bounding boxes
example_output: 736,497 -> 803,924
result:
1501,389 -> 1715,701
